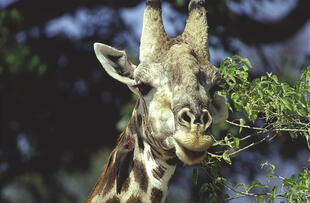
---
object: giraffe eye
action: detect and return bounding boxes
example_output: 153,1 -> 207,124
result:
134,82 -> 153,96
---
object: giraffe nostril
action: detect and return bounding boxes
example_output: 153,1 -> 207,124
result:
202,109 -> 213,131
177,108 -> 194,127
181,112 -> 191,124
202,113 -> 209,124
178,108 -> 212,127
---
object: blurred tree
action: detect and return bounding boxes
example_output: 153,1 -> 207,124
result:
7,0 -> 310,45
0,6 -> 130,203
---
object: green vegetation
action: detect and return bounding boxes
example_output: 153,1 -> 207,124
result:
194,56 -> 310,202
0,9 -> 47,77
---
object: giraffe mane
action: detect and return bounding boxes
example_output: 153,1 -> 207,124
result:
85,131 -> 129,202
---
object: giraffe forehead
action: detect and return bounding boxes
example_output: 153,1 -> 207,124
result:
165,44 -> 219,82
134,43 -> 220,91
142,60 -> 218,90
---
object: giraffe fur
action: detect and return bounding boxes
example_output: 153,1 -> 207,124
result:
85,0 -> 228,202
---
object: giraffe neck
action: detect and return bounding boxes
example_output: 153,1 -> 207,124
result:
86,101 -> 178,203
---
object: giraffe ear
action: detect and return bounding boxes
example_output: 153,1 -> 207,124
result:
114,143 -> 134,194
94,43 -> 136,86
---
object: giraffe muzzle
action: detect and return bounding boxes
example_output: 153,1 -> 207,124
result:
177,107 -> 213,133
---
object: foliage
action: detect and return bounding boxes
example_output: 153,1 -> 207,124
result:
195,159 -> 310,202
195,56 -> 310,202
220,55 -> 309,140
0,9 -> 47,76
116,95 -> 137,131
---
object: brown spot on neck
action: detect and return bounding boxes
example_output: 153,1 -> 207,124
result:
152,166 -> 165,180
136,129 -> 145,151
133,160 -> 149,193
84,131 -> 133,202
127,195 -> 142,203
150,187 -> 163,203
166,157 -> 179,166
106,196 -> 120,203
120,176 -> 131,193
100,163 -> 115,196
137,113 -> 142,127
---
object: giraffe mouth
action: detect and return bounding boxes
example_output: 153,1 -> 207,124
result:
174,139 -> 208,165
178,142 -> 206,158
173,129 -> 213,152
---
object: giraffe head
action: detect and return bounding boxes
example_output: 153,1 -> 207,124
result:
94,0 -> 228,165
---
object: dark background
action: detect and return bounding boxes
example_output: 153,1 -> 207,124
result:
1,0 -> 309,202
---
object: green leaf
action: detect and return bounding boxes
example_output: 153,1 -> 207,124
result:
271,75 -> 279,84
271,185 -> 278,196
251,180 -> 268,188
234,137 -> 240,149
246,185 -> 253,193
239,118 -> 245,133
223,151 -> 232,165
261,161 -> 275,173
192,167 -> 198,185
224,194 -> 230,199
256,195 -> 265,203
225,136 -> 233,148
175,0 -> 186,7
240,57 -> 253,70
10,8 -> 21,23
261,161 -> 268,168
28,55 -> 40,71
216,177 -> 228,184
268,186 -> 277,203
266,175 -> 273,182
235,183 -> 245,189
267,72 -> 272,78
200,183 -> 209,194
210,165 -> 219,177
306,129 -> 310,150
212,140 -> 222,147
37,64 -> 47,77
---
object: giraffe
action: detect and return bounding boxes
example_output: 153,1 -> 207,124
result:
85,0 -> 228,202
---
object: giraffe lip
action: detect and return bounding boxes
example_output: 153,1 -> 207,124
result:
173,130 -> 213,152
176,141 -> 206,158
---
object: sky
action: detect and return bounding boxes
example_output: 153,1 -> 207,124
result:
0,0 -> 17,8
42,0 -> 310,74
2,0 -> 310,71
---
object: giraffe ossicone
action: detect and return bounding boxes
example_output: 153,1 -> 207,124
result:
86,0 -> 228,202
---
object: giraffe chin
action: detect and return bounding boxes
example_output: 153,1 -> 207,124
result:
175,142 -> 208,165
173,131 -> 213,165
173,130 -> 213,152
